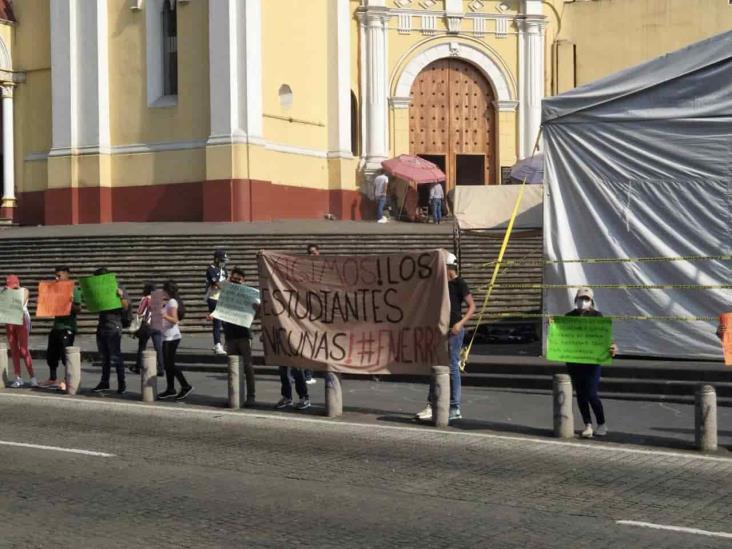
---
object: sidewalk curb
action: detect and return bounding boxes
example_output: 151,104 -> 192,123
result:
1,391 -> 729,462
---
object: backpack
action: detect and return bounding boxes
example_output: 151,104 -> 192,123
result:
177,298 -> 186,321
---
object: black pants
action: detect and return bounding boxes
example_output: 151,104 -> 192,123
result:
97,329 -> 125,388
279,367 -> 308,400
163,339 -> 189,392
567,364 -> 605,425
47,328 -> 75,380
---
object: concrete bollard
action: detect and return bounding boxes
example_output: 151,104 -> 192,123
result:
325,372 -> 343,418
65,346 -> 81,395
553,374 -> 574,439
141,350 -> 158,403
227,355 -> 241,409
695,384 -> 718,452
0,342 -> 7,389
430,366 -> 450,427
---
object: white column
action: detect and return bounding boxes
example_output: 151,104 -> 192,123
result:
1,85 -> 14,206
327,0 -> 352,158
208,0 -> 263,145
517,14 -> 546,158
359,8 -> 389,170
50,0 -> 110,155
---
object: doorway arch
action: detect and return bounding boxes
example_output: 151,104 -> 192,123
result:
409,58 -> 497,189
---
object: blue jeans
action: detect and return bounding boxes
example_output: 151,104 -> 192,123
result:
567,364 -> 605,425
429,328 -> 464,408
97,329 -> 125,387
279,367 -> 308,400
207,298 -> 222,345
376,196 -> 387,220
136,328 -> 164,374
431,198 -> 443,224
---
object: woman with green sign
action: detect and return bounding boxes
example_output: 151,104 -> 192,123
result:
566,287 -> 618,439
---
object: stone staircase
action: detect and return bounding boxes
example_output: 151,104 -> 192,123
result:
0,228 -> 543,336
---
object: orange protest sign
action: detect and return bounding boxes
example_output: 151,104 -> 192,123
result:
721,313 -> 732,367
36,280 -> 75,318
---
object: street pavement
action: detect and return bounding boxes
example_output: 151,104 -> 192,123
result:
0,389 -> 730,548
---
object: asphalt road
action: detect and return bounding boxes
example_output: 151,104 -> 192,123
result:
1,393 -> 731,548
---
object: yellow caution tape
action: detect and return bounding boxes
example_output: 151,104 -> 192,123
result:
477,313 -> 718,322
482,254 -> 732,268
481,283 -> 732,291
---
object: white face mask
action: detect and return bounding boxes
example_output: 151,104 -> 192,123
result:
575,298 -> 592,311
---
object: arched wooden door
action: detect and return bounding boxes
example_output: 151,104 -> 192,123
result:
409,59 -> 497,189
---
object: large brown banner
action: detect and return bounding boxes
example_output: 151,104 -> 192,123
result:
257,249 -> 451,374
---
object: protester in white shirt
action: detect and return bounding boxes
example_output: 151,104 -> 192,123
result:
372,172 -> 389,223
158,280 -> 193,401
429,182 -> 445,224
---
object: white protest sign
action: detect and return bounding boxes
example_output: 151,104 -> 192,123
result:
0,288 -> 25,326
211,282 -> 260,328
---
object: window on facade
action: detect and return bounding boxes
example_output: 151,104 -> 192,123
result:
279,84 -> 293,109
162,0 -> 178,96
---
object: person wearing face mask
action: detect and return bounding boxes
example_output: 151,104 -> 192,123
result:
221,267 -> 260,407
5,275 -> 37,388
205,249 -> 229,355
566,287 -> 618,439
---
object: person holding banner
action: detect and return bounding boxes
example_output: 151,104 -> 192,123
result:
42,266 -> 82,390
157,280 -> 193,401
205,249 -> 229,356
302,244 -> 321,386
221,267 -> 258,407
5,275 -> 37,388
90,268 -> 130,395
415,253 -> 475,422
565,287 -> 618,439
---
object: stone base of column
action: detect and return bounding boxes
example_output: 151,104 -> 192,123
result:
0,200 -> 16,224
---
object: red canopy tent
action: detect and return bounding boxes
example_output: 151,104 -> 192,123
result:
381,155 -> 446,221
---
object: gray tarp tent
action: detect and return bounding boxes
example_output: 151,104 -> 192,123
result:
542,30 -> 732,359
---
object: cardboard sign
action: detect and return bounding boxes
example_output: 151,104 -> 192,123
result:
720,312 -> 732,367
36,280 -> 75,318
0,288 -> 25,325
80,273 -> 122,313
257,249 -> 451,375
547,316 -> 613,365
149,289 -> 166,331
211,282 -> 261,328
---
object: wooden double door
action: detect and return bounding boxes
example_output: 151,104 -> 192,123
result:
409,58 -> 497,190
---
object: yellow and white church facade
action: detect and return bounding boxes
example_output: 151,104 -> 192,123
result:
0,0 -> 730,225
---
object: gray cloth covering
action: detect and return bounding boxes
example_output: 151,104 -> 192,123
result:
542,30 -> 732,359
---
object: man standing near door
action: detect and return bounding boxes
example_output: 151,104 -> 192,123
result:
372,170 -> 389,223
429,182 -> 445,224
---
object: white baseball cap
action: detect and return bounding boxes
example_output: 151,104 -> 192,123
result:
446,252 -> 458,267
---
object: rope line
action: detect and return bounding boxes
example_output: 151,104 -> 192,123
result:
482,254 -> 732,268
480,283 -> 732,291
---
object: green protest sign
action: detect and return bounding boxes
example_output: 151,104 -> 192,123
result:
80,273 -> 122,313
547,316 -> 613,365
211,282 -> 260,328
0,288 -> 25,325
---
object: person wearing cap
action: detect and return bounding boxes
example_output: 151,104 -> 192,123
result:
205,249 -> 228,355
4,275 -> 37,388
565,287 -> 618,439
415,252 -> 475,422
41,266 -> 82,390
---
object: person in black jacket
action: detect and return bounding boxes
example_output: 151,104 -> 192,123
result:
565,287 -> 617,439
205,249 -> 228,355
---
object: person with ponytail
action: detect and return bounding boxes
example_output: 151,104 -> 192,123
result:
157,280 -> 193,401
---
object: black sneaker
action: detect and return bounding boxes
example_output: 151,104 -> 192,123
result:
175,386 -> 194,401
116,385 -> 127,395
158,389 -> 177,400
92,383 -> 110,393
